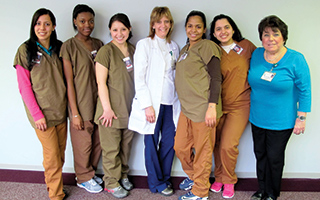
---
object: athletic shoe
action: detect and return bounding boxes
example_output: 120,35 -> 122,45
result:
210,182 -> 223,193
179,191 -> 208,200
179,177 -> 194,190
251,190 -> 266,200
77,178 -> 103,193
160,185 -> 173,196
63,188 -> 69,200
222,184 -> 234,198
120,178 -> 133,191
105,186 -> 129,198
93,175 -> 103,185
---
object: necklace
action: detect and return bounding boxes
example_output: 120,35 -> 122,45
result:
264,47 -> 285,63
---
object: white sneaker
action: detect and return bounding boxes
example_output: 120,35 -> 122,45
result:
120,178 -> 133,191
93,175 -> 103,185
77,178 -> 103,193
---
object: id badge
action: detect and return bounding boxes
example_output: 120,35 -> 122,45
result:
261,71 -> 276,82
32,51 -> 42,64
91,50 -> 98,60
170,51 -> 176,70
178,52 -> 188,62
123,57 -> 133,72
232,44 -> 243,54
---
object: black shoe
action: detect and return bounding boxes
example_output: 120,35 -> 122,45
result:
251,190 -> 266,200
63,188 -> 69,200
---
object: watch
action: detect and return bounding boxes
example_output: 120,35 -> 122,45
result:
297,115 -> 306,121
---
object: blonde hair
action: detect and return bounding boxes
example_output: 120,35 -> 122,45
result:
148,6 -> 174,43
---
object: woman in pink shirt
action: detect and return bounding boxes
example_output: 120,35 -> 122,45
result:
14,8 -> 67,200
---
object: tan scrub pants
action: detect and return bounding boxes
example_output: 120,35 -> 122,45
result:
35,121 -> 67,200
98,126 -> 135,189
174,112 -> 216,198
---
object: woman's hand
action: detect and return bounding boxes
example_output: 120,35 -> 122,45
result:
72,115 -> 84,130
35,117 -> 47,131
293,118 -> 306,135
145,106 -> 156,123
205,103 -> 217,127
99,109 -> 118,127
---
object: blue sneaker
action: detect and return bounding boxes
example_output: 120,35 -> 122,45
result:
179,177 -> 194,190
179,191 -> 208,200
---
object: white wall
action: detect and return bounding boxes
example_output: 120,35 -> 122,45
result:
1,0 -> 319,178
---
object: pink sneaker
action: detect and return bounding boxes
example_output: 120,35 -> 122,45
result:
222,184 -> 234,199
210,182 -> 223,193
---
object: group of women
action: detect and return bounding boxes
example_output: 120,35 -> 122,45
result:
14,4 -> 311,200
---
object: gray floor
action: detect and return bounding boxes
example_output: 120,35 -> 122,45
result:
1,182 -> 320,200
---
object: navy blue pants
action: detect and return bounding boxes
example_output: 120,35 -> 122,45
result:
251,124 -> 293,199
144,104 -> 175,193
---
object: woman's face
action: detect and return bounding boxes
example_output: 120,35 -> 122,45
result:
262,27 -> 285,54
213,18 -> 234,46
110,21 -> 130,45
34,14 -> 55,44
74,12 -> 94,37
185,15 -> 206,45
153,16 -> 171,39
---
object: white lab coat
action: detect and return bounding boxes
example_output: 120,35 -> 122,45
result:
128,37 -> 180,135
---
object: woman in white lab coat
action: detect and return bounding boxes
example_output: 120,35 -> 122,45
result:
128,6 -> 180,196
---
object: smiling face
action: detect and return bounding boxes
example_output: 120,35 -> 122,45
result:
110,21 -> 131,45
213,18 -> 234,46
185,15 -> 206,46
262,27 -> 285,54
34,14 -> 55,46
153,16 -> 171,39
74,12 -> 94,38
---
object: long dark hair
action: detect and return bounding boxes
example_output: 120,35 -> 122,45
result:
109,13 -> 133,41
184,10 -> 207,44
210,14 -> 244,45
25,8 -> 62,70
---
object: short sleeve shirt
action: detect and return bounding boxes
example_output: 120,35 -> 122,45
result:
14,43 -> 67,128
60,37 -> 103,121
94,42 -> 135,128
220,39 -> 256,109
175,39 -> 221,122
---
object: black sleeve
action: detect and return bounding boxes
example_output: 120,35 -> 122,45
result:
207,56 -> 222,103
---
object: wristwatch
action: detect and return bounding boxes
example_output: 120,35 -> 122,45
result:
297,115 -> 306,121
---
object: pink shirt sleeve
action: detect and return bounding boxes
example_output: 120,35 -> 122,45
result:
16,65 -> 44,121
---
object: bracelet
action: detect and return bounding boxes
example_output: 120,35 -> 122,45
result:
74,114 -> 79,118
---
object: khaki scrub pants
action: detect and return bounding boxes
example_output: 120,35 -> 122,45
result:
98,126 -> 135,189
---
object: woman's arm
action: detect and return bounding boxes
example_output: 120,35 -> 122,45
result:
293,54 -> 311,135
293,111 -> 306,135
96,62 -> 117,127
205,56 -> 222,127
16,65 -> 47,131
62,58 -> 83,130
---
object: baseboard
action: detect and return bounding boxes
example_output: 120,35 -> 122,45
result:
0,169 -> 319,192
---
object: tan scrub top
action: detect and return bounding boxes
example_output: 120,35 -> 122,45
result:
14,43 -> 67,128
94,42 -> 135,128
60,37 -> 103,121
175,39 -> 222,122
